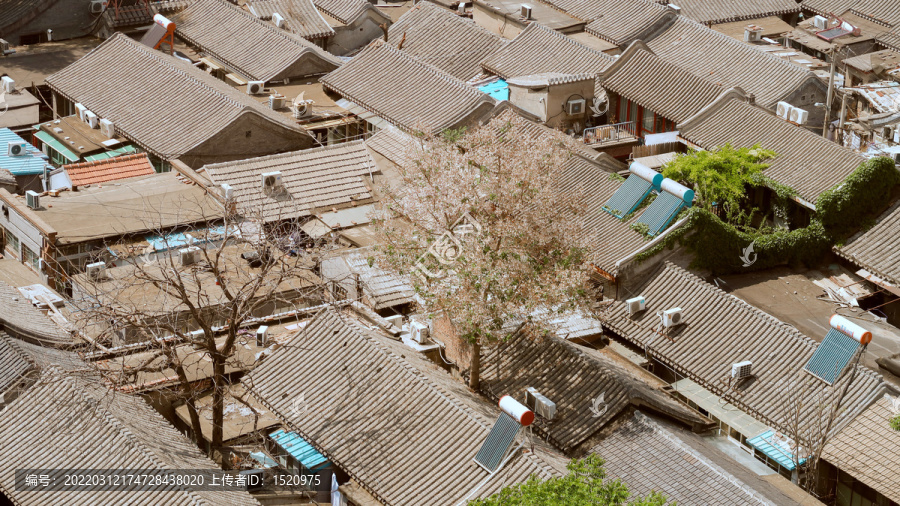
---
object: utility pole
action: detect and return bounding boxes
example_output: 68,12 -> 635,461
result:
838,90 -> 848,146
823,46 -> 837,138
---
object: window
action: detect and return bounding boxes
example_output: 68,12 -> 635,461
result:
23,245 -> 40,272
5,230 -> 20,258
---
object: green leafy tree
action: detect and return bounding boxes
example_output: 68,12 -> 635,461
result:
662,144 -> 775,224
469,455 -> 668,506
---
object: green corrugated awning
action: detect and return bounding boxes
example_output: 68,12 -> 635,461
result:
33,130 -> 78,163
83,144 -> 138,162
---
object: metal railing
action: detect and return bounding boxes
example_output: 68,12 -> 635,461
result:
582,121 -> 637,144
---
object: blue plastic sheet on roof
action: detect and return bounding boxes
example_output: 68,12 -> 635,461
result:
479,79 -> 509,101
0,128 -> 50,175
270,430 -> 329,471
747,430 -> 806,471
804,328 -> 859,385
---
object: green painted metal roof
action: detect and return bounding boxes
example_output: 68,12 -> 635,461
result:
83,144 -> 138,162
33,130 -> 78,163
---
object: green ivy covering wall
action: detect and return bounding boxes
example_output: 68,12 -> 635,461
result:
637,157 -> 900,275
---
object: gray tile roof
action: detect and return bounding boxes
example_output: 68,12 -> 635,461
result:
202,140 -> 377,222
800,0 -> 858,16
0,281 -> 75,348
842,49 -> 900,73
325,247 -> 416,310
243,310 -> 565,506
661,0 -> 800,24
542,0 -> 677,46
600,42 -> 725,123
592,412 -> 777,505
481,23 -> 615,82
388,2 -> 506,81
559,156 -> 654,276
0,331 -> 34,395
835,200 -> 900,285
0,369 -> 259,506
322,40 -> 497,132
879,26 -> 900,51
850,0 -> 900,26
603,262 -> 886,434
313,0 -> 388,24
678,93 -> 866,203
46,33 -> 309,160
246,0 -> 334,40
823,394 -> 900,504
160,0 -> 341,82
364,127 -> 415,167
479,328 -> 709,452
647,16 -> 824,108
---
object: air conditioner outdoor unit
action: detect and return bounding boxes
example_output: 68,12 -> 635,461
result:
256,325 -> 269,347
84,110 -> 99,129
0,38 -> 10,54
75,103 -> 87,121
99,118 -> 115,138
410,321 -> 429,344
86,261 -> 107,281
812,15 -> 827,30
789,107 -> 808,125
776,101 -> 792,120
293,100 -> 313,118
731,360 -> 753,379
893,152 -> 900,165
894,128 -> 899,144
247,81 -> 265,94
566,98 -> 586,116
261,171 -> 283,194
457,2 -> 466,14
743,27 -> 762,43
661,307 -> 683,328
0,76 -> 14,94
7,141 -> 29,156
272,12 -> 285,28
269,94 -> 286,110
25,190 -> 40,209
220,183 -> 233,201
90,0 -> 107,14
520,4 -> 532,19
525,387 -> 557,420
179,246 -> 202,266
626,296 -> 646,315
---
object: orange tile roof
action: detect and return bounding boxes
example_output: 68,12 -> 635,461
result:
62,153 -> 156,186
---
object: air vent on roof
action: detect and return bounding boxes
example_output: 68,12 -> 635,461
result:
789,107 -> 808,125
7,142 -> 29,157
86,261 -> 107,281
247,81 -> 265,95
457,2 -> 466,14
99,118 -> 115,138
520,4 -> 532,20
661,308 -> 683,328
812,15 -> 827,30
525,387 -> 557,420
1,76 -> 14,94
626,296 -> 646,316
731,360 -> 752,379
25,190 -> 40,209
272,12 -> 285,28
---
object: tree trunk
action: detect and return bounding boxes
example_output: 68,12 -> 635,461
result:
210,356 -> 226,457
469,340 -> 481,391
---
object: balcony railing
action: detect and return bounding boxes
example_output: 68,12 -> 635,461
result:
582,121 -> 638,145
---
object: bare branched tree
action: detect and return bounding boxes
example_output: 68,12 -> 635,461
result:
70,196 -> 328,460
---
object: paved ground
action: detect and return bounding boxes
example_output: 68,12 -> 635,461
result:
717,265 -> 900,389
